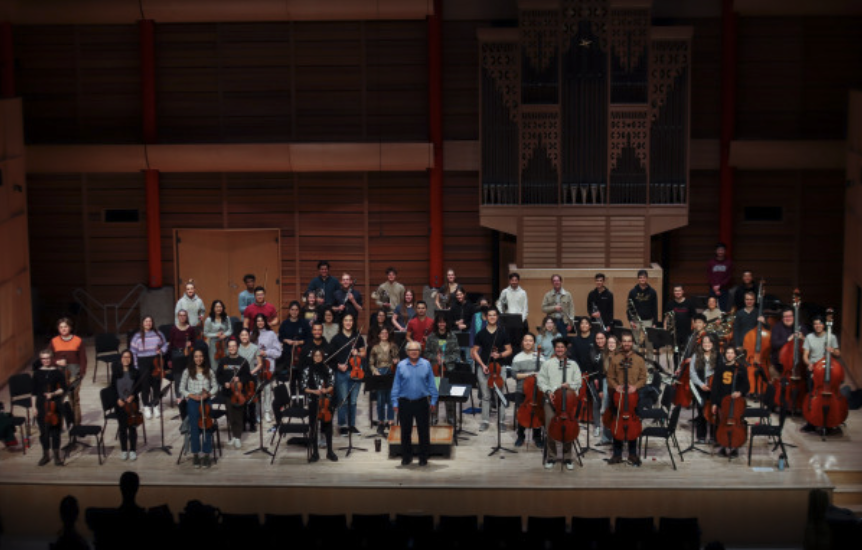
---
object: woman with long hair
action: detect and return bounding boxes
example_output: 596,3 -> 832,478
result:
329,313 -> 366,436
179,348 -> 218,468
130,315 -> 168,419
203,299 -> 232,369
251,313 -> 282,424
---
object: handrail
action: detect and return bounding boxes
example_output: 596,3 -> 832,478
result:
72,283 -> 148,334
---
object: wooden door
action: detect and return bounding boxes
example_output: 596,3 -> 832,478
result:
175,229 -> 281,321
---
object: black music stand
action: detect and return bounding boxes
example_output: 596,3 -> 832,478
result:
244,379 -> 274,458
438,376 -> 470,444
336,378 -> 367,456
447,366 -> 477,437
147,370 -> 173,456
364,373 -> 395,439
578,376 -> 605,457
646,327 -> 674,359
489,386 -> 516,457
500,314 -> 525,354
392,331 -> 408,360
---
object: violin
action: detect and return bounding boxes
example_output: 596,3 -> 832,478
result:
151,355 -> 163,378
517,347 -> 544,430
318,381 -> 333,423
703,374 -> 716,424
433,349 -> 443,378
214,339 -> 226,362
742,279 -> 772,396
43,382 -> 61,427
803,309 -> 848,433
198,393 -> 214,431
349,354 -> 365,380
715,359 -> 747,451
258,347 -> 274,382
776,289 -> 806,412
183,334 -> 191,357
487,346 -> 504,389
123,397 -> 144,427
602,357 -> 642,442
230,376 -> 255,407
547,358 -> 580,444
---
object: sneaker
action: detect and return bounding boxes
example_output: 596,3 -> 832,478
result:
38,454 -> 51,466
193,455 -> 201,469
565,460 -> 574,471
144,407 -> 153,420
479,422 -> 489,432
627,455 -> 642,466
593,427 -> 601,437
120,451 -> 129,461
129,451 -> 137,461
234,438 -> 242,449
154,406 -> 161,418
349,426 -> 361,436
514,436 -> 525,447
265,412 -> 273,423
608,456 -> 623,465
202,455 -> 212,468
327,452 -> 339,462
339,427 -> 348,437
544,460 -> 556,470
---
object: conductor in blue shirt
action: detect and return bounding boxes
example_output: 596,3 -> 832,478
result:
391,341 -> 439,466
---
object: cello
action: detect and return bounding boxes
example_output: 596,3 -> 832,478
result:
715,354 -> 747,455
776,289 -> 807,412
742,279 -> 771,397
517,346 -> 545,433
803,309 -> 848,437
672,330 -> 702,408
602,357 -> 642,446
546,357 -> 580,450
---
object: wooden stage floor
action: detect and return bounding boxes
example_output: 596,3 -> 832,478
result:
2,350 -> 860,546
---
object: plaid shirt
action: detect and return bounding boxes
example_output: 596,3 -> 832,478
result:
179,369 -> 218,399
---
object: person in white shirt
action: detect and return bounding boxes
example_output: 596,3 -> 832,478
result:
497,272 -> 529,322
175,280 -> 206,327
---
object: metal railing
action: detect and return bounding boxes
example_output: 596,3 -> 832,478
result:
72,284 -> 148,334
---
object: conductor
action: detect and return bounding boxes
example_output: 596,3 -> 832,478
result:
391,342 -> 439,466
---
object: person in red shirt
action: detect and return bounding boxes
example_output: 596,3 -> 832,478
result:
406,301 -> 434,349
243,286 -> 279,330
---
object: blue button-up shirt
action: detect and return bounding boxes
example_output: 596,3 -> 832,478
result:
391,356 -> 438,406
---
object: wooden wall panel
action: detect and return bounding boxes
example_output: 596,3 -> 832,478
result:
442,21 -> 486,141
442,172 -> 492,297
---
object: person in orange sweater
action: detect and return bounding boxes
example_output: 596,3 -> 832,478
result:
50,317 -> 87,425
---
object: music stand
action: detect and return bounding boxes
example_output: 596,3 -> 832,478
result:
489,386 -> 516,457
578,375 -> 605,457
336,378 -> 367,456
500,314 -> 524,354
244,379 -> 274,458
391,331 -> 408,360
147,370 -> 173,456
447,366 -> 477,437
438,376 -> 470,444
364,373 -> 395,439
646,327 -> 674,365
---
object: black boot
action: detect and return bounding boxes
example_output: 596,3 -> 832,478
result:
53,449 -> 64,466
38,452 -> 50,466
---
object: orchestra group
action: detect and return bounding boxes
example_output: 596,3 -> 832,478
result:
22,244 -> 849,471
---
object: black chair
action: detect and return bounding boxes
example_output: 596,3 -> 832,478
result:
744,382 -> 775,426
570,517 -> 612,550
482,515 -> 523,549
748,397 -> 790,467
176,397 -> 225,465
639,383 -> 675,425
640,404 -> 684,470
93,334 -> 122,384
657,517 -> 700,550
437,515 -> 479,548
526,516 -> 568,549
270,384 -> 312,463
62,401 -> 104,464
394,514 -> 434,550
613,517 -> 656,550
8,373 -> 32,455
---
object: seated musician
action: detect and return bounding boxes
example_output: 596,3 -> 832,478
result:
800,315 -> 841,433
512,333 -> 543,448
537,337 -> 582,470
303,349 -> 339,462
470,308 -> 513,431
321,307 -> 339,343
216,338 -> 252,450
711,346 -> 750,457
179,349 -> 219,468
370,327 -> 400,435
770,307 -> 807,380
606,332 -> 647,466
703,296 -> 723,324
110,350 -> 141,461
424,315 -> 460,425
302,290 -> 324,326
691,334 -> 719,444
537,316 -> 561,361
31,349 -> 67,466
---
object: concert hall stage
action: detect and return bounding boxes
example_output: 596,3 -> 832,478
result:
1,366 -> 859,547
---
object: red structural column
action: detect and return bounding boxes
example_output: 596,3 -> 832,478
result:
140,20 -> 162,287
428,0 -> 444,288
719,0 -> 737,254
0,22 -> 14,98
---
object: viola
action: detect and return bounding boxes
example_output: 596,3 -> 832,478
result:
198,396 -> 214,431
517,348 -> 544,430
487,346 -> 504,389
601,357 -> 642,442
318,381 -> 333,423
703,375 -> 715,424
214,339 -> 226,362
123,398 -> 144,427
231,377 -> 255,407
151,355 -> 163,378
742,279 -> 772,396
43,383 -> 61,427
547,358 -> 580,444
803,309 -> 848,432
715,362 -> 747,450
577,372 -> 597,423
258,352 -> 273,382
433,349 -> 443,378
183,334 -> 191,357
776,289 -> 806,411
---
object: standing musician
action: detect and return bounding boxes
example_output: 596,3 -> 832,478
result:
711,346 -> 750,457
175,280 -> 206,328
216,338 -> 252,449
110,350 -> 141,461
664,284 -> 696,351
770,307 -> 807,379
606,332 -> 647,466
497,272 -> 529,322
511,333 -> 543,448
329,313 -> 367,436
372,267 -> 405,317
471,308 -> 513,432
587,273 -> 614,331
707,243 -> 734,312
568,317 -> 595,370
392,289 -> 417,332
589,331 -> 610,440
424,315 -> 460,424
278,301 -> 309,377
434,268 -> 462,312
391,342 -> 439,467
537,338 -> 582,470
691,334 -> 719,443
370,327 -> 400,435
168,310 -> 197,397
203,300 -> 233,375
333,272 -> 364,322
303,349 -> 339,462
406,301 -> 434,348
301,290 -> 324,326
733,270 -> 759,312
130,316 -> 168,420
800,315 -> 840,433
50,318 -> 87,425
238,274 -> 256,317
179,349 -> 219,468
733,291 -> 762,349
628,270 -> 658,356
300,321 -> 330,371
537,316 -> 562,361
251,313 -> 283,424
243,286 -> 279,330
307,260 -> 340,307
448,288 -> 474,333
31,349 -> 67,466
236,328 -> 261,432
541,274 -> 575,336
368,309 -> 395,348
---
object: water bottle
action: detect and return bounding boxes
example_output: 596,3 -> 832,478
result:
778,454 -> 786,471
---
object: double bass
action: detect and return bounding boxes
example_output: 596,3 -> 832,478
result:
547,357 -> 580,446
803,309 -> 848,435
715,357 -> 747,453
743,279 -> 772,397
776,289 -> 807,412
602,357 -> 642,445
517,346 -> 545,433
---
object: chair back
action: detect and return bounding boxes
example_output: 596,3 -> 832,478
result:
761,382 -> 777,410
62,401 -> 76,429
9,373 -> 32,399
95,333 -> 120,354
667,405 -> 683,432
100,387 -> 116,415
660,382 -> 676,410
